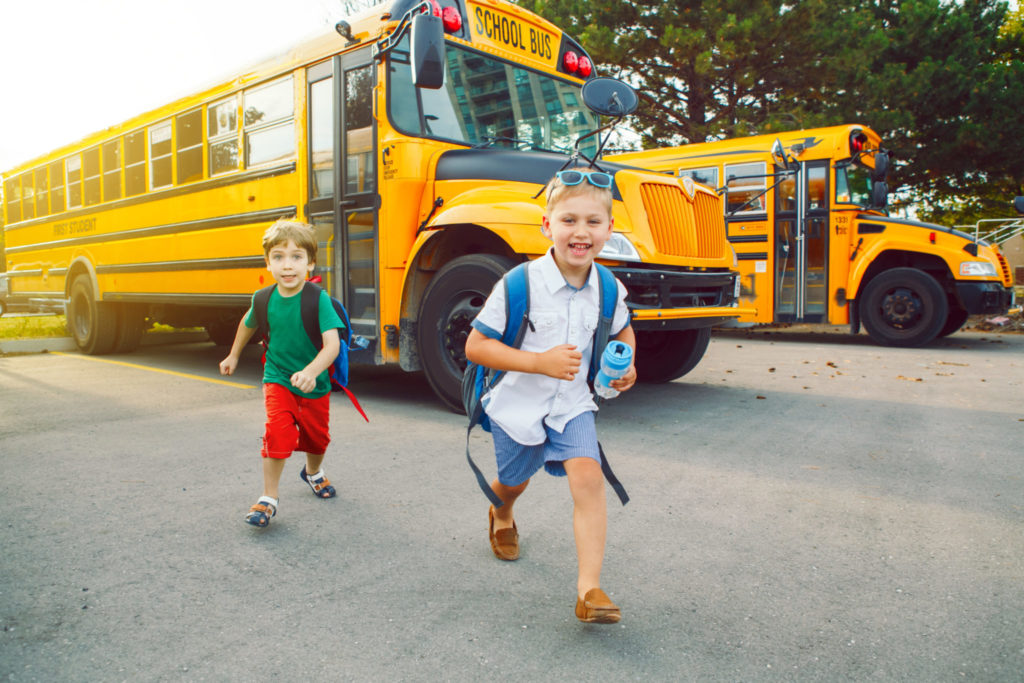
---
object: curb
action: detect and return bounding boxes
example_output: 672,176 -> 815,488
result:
0,331 -> 210,355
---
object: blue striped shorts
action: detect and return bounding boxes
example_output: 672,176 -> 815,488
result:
491,411 -> 600,487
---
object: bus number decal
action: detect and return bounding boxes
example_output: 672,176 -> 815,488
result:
473,7 -> 552,61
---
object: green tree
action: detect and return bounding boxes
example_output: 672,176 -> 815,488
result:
522,0 -> 1024,223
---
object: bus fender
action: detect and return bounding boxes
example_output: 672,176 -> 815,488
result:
847,238 -> 957,300
65,257 -> 100,300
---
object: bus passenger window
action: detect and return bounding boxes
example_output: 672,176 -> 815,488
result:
176,110 -> 203,184
725,162 -> 766,214
102,140 -> 122,201
244,77 -> 294,168
67,155 -> 82,208
806,166 -> 826,210
679,166 -> 718,188
4,177 -> 21,223
150,123 -> 172,189
20,173 -> 35,219
49,160 -> 65,213
208,97 -> 239,176
83,148 -> 101,206
35,167 -> 49,217
124,131 -> 146,196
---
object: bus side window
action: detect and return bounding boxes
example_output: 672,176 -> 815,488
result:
150,123 -> 173,190
102,139 -> 122,201
67,155 -> 82,208
21,172 -> 35,219
35,167 -> 49,217
125,131 -> 146,197
679,166 -> 718,189
4,176 -> 21,223
244,76 -> 295,168
725,162 -> 766,214
777,171 -> 796,212
83,147 -> 101,206
208,97 -> 239,176
49,160 -> 65,213
176,109 -> 203,184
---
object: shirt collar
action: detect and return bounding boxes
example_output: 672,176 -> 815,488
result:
536,247 -> 597,295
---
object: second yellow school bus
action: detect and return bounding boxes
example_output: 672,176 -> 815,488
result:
1,0 -> 747,409
611,125 -> 1016,347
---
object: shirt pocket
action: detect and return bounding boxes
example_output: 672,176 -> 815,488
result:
524,310 -> 563,350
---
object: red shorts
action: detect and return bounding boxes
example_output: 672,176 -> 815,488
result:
261,383 -> 331,459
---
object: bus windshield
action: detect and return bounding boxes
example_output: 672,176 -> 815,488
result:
835,161 -> 876,208
388,38 -> 600,156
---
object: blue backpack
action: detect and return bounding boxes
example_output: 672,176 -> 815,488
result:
461,261 -> 629,507
253,282 -> 368,422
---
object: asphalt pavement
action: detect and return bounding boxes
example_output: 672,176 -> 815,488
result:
1,329 -> 1022,681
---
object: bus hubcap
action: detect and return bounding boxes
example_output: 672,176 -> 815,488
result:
880,287 -> 921,328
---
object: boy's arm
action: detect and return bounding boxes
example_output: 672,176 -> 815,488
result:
289,328 -> 341,393
608,324 -> 637,392
465,328 -> 583,381
219,318 -> 257,376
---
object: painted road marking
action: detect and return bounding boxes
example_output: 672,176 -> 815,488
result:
52,351 -> 256,389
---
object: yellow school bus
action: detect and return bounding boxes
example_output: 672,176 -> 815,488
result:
612,125 -> 1016,346
1,0 -> 745,409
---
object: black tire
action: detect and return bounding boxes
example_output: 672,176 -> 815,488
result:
937,306 -> 969,338
634,327 -> 711,383
859,267 -> 948,347
417,253 -> 516,411
206,316 -> 241,346
112,304 -> 146,353
67,275 -> 118,354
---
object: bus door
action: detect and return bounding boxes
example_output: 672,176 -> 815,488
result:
306,48 -> 379,349
774,160 -> 829,321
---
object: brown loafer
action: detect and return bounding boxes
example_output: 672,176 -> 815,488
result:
575,588 -> 621,624
488,505 -> 519,561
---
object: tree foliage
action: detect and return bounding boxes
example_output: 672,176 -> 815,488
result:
521,0 -> 1024,223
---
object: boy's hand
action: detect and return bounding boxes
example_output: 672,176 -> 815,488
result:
536,344 -> 582,381
290,370 -> 317,394
609,364 -> 636,393
219,356 -> 238,376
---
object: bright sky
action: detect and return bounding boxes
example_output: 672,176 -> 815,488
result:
0,0 -> 353,172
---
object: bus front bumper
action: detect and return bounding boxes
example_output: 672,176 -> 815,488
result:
630,305 -> 758,331
954,282 -> 1014,315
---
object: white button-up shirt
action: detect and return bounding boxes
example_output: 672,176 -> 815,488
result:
471,249 -> 630,445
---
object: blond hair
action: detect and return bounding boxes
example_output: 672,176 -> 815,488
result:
544,172 -> 613,216
262,218 -> 317,263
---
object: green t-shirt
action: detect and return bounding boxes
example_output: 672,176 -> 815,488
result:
243,285 -> 344,398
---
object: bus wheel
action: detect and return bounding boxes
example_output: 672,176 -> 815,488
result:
634,327 -> 711,383
68,275 -> 118,354
417,253 -> 516,412
938,306 -> 969,338
112,304 -> 146,353
859,268 -> 948,347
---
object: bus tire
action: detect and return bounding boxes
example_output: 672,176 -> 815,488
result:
112,304 -> 146,353
634,327 -> 711,383
206,316 -> 241,346
937,306 -> 969,338
859,267 -> 948,347
417,253 -> 516,412
68,275 -> 119,355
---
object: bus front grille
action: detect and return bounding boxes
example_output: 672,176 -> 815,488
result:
640,183 -> 725,259
996,252 -> 1012,286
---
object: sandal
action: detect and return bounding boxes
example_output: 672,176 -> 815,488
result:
300,466 -> 336,499
245,496 -> 277,527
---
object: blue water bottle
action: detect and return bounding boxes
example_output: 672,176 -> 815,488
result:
594,340 -> 633,399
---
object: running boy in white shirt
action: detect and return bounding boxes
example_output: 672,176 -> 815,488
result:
464,169 -> 636,624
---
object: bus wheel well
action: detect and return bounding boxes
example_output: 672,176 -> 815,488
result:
855,250 -> 952,300
398,225 -> 519,371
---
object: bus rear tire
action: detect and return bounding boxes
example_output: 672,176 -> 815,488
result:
635,327 -> 711,383
859,267 -> 948,347
68,275 -> 119,355
417,253 -> 516,412
112,304 -> 146,353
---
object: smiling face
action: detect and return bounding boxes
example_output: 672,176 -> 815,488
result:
541,191 -> 614,287
265,238 -> 314,296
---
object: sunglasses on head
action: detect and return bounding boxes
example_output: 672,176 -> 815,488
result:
555,169 -> 613,188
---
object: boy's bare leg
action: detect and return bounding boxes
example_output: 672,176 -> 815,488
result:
490,478 -> 529,529
262,457 -> 288,500
563,457 -> 607,599
305,451 -> 325,476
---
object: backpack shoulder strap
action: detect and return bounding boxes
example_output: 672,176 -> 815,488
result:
300,282 -> 325,350
589,263 -> 618,381
252,285 -> 276,341
502,261 -> 531,348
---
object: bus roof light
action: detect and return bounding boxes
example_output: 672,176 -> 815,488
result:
429,0 -> 441,17
563,51 -> 579,73
577,55 -> 593,78
441,6 -> 462,32
929,231 -> 936,244
850,131 -> 867,154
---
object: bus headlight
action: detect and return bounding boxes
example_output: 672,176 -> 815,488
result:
599,233 -> 641,262
959,261 -> 997,277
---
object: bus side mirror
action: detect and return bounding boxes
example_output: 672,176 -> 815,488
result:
872,151 -> 889,181
1014,196 -> 1024,215
581,78 -> 638,117
770,138 -> 797,171
410,11 -> 445,89
872,180 -> 889,209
